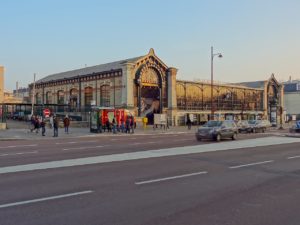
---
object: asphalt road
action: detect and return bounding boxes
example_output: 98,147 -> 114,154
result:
1,132 -> 300,225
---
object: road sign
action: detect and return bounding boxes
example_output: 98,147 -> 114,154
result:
43,108 -> 50,118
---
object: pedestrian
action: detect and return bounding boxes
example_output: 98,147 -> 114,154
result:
63,115 -> 70,134
53,116 -> 59,137
41,119 -> 46,136
130,116 -> 134,134
49,115 -> 54,129
106,119 -> 111,132
187,116 -> 192,130
125,117 -> 130,133
112,117 -> 117,134
35,116 -> 40,133
30,115 -> 35,132
120,117 -> 125,133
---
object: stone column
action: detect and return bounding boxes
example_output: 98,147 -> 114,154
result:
121,63 -> 135,109
263,81 -> 268,119
167,67 -> 178,126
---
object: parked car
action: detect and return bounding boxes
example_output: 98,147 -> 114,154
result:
195,120 -> 238,142
248,120 -> 271,133
236,120 -> 252,133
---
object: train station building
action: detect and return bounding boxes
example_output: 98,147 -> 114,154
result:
32,49 -> 284,126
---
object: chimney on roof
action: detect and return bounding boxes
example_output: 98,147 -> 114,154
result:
289,76 -> 292,82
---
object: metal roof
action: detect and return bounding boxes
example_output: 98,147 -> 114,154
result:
36,56 -> 144,84
235,81 -> 266,89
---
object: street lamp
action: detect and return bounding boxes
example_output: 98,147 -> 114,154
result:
211,46 -> 223,120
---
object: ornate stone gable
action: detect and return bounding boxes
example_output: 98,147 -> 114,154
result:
134,49 -> 168,85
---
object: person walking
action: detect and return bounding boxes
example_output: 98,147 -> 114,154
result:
130,116 -> 135,134
53,116 -> 59,137
125,117 -> 130,134
49,115 -> 54,129
187,116 -> 192,130
120,117 -> 125,133
63,115 -> 70,134
112,117 -> 117,134
106,119 -> 111,132
41,119 -> 46,136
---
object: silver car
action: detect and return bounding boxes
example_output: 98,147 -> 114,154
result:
195,120 -> 238,142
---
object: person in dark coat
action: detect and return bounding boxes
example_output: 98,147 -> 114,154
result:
41,119 -> 46,136
106,119 -> 111,132
125,117 -> 130,134
53,116 -> 59,137
187,117 -> 192,130
63,115 -> 70,134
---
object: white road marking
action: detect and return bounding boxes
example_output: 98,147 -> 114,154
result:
174,139 -> 194,142
130,143 -> 142,145
146,142 -> 157,144
0,151 -> 38,157
129,138 -> 137,140
229,160 -> 274,169
0,190 -> 93,209
0,144 -> 37,149
56,140 -> 97,145
1,137 -> 300,175
287,155 -> 300,159
56,142 -> 77,145
62,146 -> 104,151
135,171 -> 208,185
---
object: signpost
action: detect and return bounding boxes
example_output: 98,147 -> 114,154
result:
43,108 -> 50,118
153,114 -> 167,130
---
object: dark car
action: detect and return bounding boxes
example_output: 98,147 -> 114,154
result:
236,120 -> 252,133
248,120 -> 271,133
195,120 -> 238,142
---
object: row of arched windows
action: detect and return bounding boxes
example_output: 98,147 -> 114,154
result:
35,86 -> 111,106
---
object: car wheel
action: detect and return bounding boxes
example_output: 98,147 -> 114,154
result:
196,137 -> 202,141
215,134 -> 221,142
232,133 -> 237,140
262,128 -> 265,133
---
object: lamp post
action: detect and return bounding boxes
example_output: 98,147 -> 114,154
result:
31,73 -> 36,116
210,46 -> 223,120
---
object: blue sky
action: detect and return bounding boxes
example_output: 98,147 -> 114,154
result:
1,0 -> 300,90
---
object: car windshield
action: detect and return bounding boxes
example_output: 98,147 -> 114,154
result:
203,121 -> 223,127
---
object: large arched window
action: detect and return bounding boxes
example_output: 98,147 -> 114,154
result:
35,93 -> 42,104
46,92 -> 52,104
70,88 -> 78,108
100,85 -> 110,107
84,87 -> 93,106
57,90 -> 65,104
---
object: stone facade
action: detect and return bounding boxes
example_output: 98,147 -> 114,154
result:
31,49 -> 284,126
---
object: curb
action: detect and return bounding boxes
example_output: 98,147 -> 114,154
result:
284,134 -> 300,138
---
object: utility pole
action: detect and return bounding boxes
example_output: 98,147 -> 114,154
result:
31,73 -> 36,116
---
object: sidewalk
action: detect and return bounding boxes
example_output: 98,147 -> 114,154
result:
1,120 -> 299,141
0,121 -> 196,141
